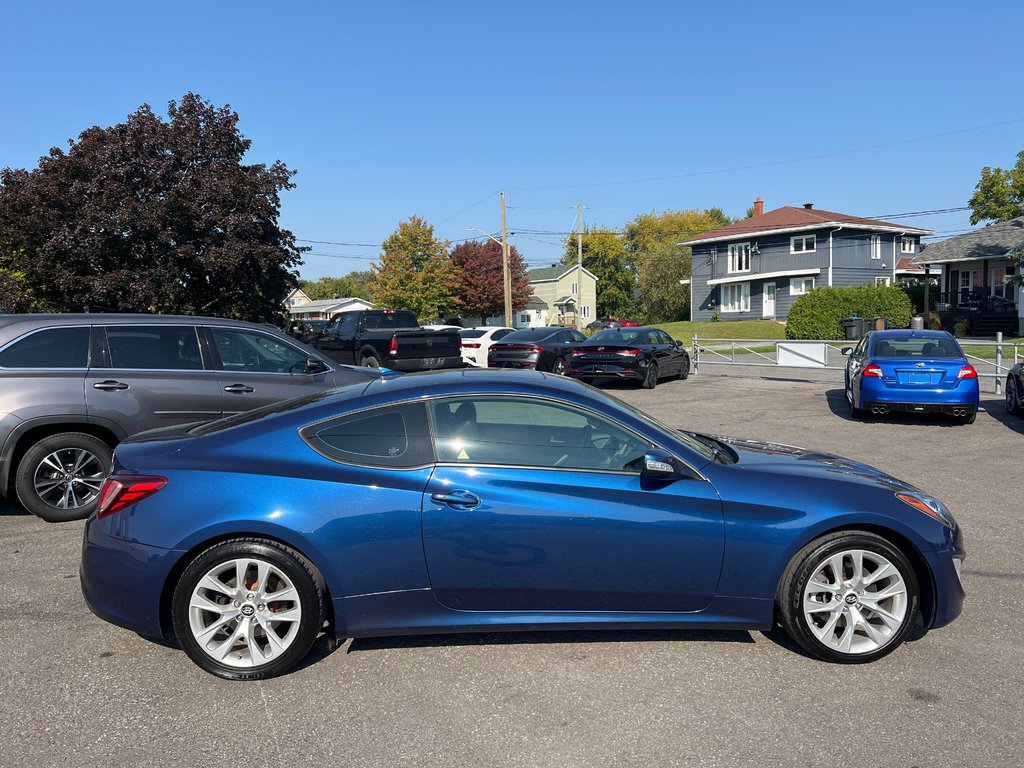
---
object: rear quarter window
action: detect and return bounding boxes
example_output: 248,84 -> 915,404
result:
300,401 -> 433,468
0,327 -> 90,369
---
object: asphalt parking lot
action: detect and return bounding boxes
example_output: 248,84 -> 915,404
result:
2,367 -> 1021,768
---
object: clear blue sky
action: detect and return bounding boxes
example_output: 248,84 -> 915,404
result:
3,1 -> 1022,280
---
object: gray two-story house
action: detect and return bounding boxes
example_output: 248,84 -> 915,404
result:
682,200 -> 933,322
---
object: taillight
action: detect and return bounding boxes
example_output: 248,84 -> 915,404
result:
462,342 -> 480,349
96,474 -> 167,519
388,337 -> 399,356
617,349 -> 640,358
529,346 -> 544,354
862,364 -> 883,378
571,348 -> 585,357
958,365 -> 977,379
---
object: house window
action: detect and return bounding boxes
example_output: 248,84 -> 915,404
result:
727,243 -> 751,273
582,305 -> 591,319
571,281 -> 579,295
519,313 -> 530,324
875,276 -> 891,287
791,235 -> 816,254
869,235 -> 881,260
900,238 -> 916,254
721,283 -> 750,312
790,277 -> 814,296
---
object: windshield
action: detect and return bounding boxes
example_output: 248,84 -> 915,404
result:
871,335 -> 963,359
459,329 -> 486,339
500,328 -> 555,342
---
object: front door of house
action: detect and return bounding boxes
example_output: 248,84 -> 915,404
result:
763,283 -> 776,318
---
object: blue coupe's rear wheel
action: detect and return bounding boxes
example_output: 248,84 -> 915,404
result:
172,539 -> 324,680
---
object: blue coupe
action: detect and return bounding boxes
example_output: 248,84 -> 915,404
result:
843,329 -> 980,423
81,369 -> 966,679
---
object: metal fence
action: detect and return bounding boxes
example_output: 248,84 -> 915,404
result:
691,333 -> 1021,394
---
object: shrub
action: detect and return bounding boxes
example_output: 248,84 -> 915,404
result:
785,285 -> 914,340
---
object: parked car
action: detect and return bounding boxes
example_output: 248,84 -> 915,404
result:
308,310 -> 462,371
286,319 -> 327,343
843,330 -> 979,423
1006,363 -> 1024,416
586,318 -> 619,331
487,327 -> 587,374
458,326 -> 515,368
0,313 -> 376,521
570,327 -> 689,389
81,368 -> 966,679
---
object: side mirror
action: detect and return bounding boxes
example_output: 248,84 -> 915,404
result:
305,358 -> 329,375
641,449 -> 677,481
841,347 -> 853,356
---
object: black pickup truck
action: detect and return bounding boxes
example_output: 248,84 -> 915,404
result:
309,310 -> 463,371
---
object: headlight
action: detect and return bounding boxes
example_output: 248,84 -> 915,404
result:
896,492 -> 957,529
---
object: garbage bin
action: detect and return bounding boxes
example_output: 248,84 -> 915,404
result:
842,317 -> 863,340
870,316 -> 888,331
910,315 -> 924,330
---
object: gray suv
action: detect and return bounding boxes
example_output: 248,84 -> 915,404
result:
0,314 -> 376,521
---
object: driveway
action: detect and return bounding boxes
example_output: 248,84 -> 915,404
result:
1,368 -> 1020,768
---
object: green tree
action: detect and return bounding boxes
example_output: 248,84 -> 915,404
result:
0,262 -> 30,313
0,93 -> 304,323
299,271 -> 374,301
624,209 -> 731,323
561,227 -> 635,320
969,150 -> 1024,225
372,216 -> 459,320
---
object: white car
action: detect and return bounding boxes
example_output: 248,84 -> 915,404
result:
459,326 -> 515,367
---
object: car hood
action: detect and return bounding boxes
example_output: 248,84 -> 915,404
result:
714,435 -> 921,493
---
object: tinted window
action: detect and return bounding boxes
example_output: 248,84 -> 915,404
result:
0,327 -> 90,369
360,311 -> 419,330
301,402 -> 432,468
871,336 -> 963,359
210,328 -> 307,373
429,396 -> 652,472
104,326 -> 202,370
591,328 -> 642,344
500,328 -> 557,343
459,329 -> 486,339
493,329 -> 513,340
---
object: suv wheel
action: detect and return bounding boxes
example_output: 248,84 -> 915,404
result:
15,433 -> 112,522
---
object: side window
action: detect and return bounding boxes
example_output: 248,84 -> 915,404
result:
493,329 -> 513,341
0,327 -> 90,369
103,326 -> 202,370
428,396 -> 653,473
659,331 -> 675,345
300,402 -> 432,468
337,313 -> 359,336
210,328 -> 307,373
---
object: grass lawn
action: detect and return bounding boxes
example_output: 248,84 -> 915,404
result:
653,319 -> 787,341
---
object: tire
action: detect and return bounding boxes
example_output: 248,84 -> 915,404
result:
846,386 -> 865,420
360,354 -> 381,368
679,355 -> 690,380
171,538 -> 325,680
550,357 -> 569,376
641,361 -> 658,389
1007,375 -> 1023,416
777,530 -> 919,664
15,432 -> 112,522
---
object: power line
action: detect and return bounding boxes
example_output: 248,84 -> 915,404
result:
509,118 -> 1024,191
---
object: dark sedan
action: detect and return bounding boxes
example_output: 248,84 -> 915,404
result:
487,327 -> 587,375
81,369 -> 966,679
570,327 -> 689,389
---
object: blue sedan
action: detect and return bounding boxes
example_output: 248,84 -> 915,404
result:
81,369 -> 966,679
843,330 -> 980,423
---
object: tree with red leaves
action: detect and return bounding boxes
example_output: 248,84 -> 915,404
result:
0,93 -> 303,323
450,239 -> 532,322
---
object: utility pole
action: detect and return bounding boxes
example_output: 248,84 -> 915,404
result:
501,191 -> 512,327
576,202 -> 584,329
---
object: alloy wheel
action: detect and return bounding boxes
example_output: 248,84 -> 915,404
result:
801,548 -> 909,655
32,448 -> 105,510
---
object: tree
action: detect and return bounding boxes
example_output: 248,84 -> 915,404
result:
560,227 -> 635,320
299,271 -> 374,301
624,209 -> 731,323
371,216 -> 459,320
449,240 -> 531,321
968,150 -> 1024,225
0,93 -> 304,323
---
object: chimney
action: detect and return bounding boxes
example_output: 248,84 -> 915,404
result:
803,203 -> 814,210
753,197 -> 764,216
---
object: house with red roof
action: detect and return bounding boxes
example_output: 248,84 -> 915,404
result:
680,199 -> 933,322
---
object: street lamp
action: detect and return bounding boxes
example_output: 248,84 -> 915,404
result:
467,227 -> 512,327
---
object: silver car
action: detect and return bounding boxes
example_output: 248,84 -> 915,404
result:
0,314 -> 375,521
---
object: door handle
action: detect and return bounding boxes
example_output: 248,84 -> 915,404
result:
223,384 -> 255,393
430,490 -> 481,509
93,380 -> 129,391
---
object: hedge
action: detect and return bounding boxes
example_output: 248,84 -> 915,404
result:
785,285 -> 914,340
